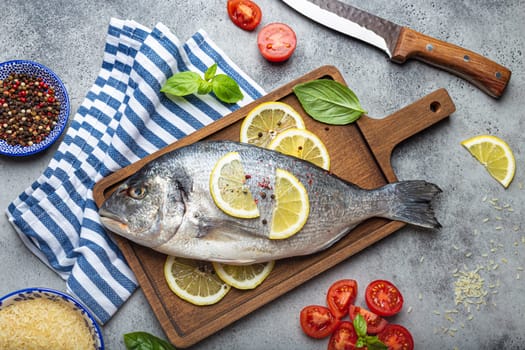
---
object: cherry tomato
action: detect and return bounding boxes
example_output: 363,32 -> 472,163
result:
349,305 -> 387,334
327,279 -> 358,319
300,305 -> 339,339
327,321 -> 359,350
257,23 -> 297,62
227,0 -> 262,31
365,280 -> 404,317
378,324 -> 414,350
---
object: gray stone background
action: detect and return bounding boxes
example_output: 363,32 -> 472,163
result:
0,0 -> 523,349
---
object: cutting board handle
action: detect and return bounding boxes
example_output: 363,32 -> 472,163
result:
357,88 -> 455,182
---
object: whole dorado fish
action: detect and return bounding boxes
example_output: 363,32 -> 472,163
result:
99,140 -> 441,264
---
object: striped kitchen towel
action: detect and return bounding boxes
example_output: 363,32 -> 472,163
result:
6,18 -> 265,324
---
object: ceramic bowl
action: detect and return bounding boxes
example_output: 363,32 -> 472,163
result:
0,60 -> 70,156
0,287 -> 104,349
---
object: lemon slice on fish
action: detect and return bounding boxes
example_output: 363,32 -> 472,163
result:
240,101 -> 305,148
210,151 -> 260,218
212,261 -> 275,290
461,135 -> 516,188
268,128 -> 331,170
164,256 -> 231,306
270,168 -> 309,239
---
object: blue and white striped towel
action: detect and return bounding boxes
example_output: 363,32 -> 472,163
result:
6,18 -> 265,324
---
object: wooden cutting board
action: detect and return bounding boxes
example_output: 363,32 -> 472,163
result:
93,65 -> 455,348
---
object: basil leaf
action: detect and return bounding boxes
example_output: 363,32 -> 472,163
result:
124,332 -> 176,350
356,338 -> 366,348
353,314 -> 367,337
204,63 -> 218,81
161,71 -> 202,96
212,74 -> 244,103
293,79 -> 366,125
197,80 -> 213,95
161,64 -> 243,104
365,335 -> 388,350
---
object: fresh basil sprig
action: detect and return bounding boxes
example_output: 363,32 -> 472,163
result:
353,314 -> 387,350
293,79 -> 366,125
161,63 -> 243,104
124,331 -> 176,350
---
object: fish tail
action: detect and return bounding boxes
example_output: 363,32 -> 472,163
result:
384,180 -> 442,229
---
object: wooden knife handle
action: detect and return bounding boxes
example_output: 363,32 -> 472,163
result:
391,27 -> 511,99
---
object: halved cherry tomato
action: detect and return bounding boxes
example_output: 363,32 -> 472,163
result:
327,321 -> 359,350
349,305 -> 387,334
300,305 -> 339,339
257,23 -> 297,62
327,279 -> 358,319
365,280 -> 404,317
378,324 -> 414,350
227,0 -> 262,31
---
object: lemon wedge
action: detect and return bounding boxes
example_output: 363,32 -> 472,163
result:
240,101 -> 305,148
268,128 -> 330,170
210,151 -> 260,218
212,261 -> 275,290
164,256 -> 231,306
270,168 -> 310,239
461,135 -> 516,188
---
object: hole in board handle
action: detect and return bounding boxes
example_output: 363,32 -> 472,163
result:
430,101 -> 441,113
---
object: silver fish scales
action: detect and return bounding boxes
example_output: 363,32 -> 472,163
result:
99,140 -> 441,264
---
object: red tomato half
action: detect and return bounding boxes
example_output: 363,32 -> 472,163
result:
327,279 -> 358,319
378,324 -> 414,350
327,321 -> 359,350
300,305 -> 339,339
257,23 -> 297,62
227,0 -> 262,31
365,280 -> 404,317
349,305 -> 388,334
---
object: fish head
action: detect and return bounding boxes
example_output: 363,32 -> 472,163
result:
98,166 -> 187,248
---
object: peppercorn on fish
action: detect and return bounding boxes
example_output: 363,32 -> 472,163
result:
99,140 -> 441,264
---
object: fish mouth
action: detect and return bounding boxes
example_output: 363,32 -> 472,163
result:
98,208 -> 130,234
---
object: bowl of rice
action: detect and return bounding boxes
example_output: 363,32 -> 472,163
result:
0,287 -> 104,350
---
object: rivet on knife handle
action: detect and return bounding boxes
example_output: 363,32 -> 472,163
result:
391,28 -> 511,99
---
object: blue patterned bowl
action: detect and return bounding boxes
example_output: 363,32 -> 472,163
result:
0,60 -> 70,156
0,287 -> 104,349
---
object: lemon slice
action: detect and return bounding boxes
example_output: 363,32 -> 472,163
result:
210,151 -> 260,218
212,261 -> 275,290
461,135 -> 516,188
164,256 -> 231,306
240,101 -> 305,148
268,128 -> 330,170
270,168 -> 310,239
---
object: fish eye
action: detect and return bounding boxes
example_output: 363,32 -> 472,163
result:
128,186 -> 147,199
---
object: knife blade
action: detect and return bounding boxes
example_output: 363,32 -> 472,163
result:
282,0 -> 511,98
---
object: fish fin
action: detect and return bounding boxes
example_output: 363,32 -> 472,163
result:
386,180 -> 442,229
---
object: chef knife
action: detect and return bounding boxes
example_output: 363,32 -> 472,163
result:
282,0 -> 511,98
